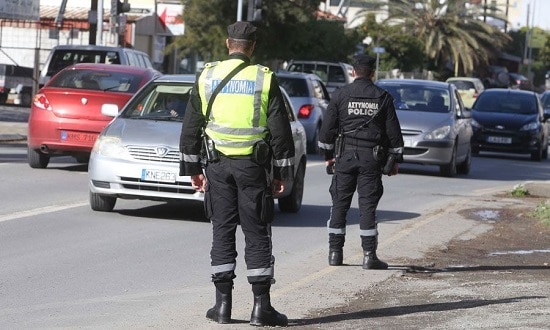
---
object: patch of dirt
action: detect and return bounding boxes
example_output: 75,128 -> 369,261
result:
295,197 -> 550,329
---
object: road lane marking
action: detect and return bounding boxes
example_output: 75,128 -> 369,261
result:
0,201 -> 88,222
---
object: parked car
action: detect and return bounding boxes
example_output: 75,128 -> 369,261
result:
285,60 -> 354,94
508,72 -> 534,91
376,79 -> 472,177
541,90 -> 550,113
27,63 -> 161,169
0,64 -> 33,106
471,89 -> 549,160
277,71 -> 330,154
39,45 -> 154,87
88,74 -> 307,213
445,77 -> 485,109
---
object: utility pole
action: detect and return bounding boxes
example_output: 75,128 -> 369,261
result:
89,0 -> 98,45
97,0 -> 104,45
237,0 -> 243,21
522,3 -> 530,66
527,1 -> 535,79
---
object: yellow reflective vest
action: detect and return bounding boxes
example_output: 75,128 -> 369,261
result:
198,59 -> 272,156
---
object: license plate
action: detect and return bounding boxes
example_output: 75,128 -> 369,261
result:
487,136 -> 512,144
404,139 -> 413,147
61,131 -> 97,143
141,169 -> 176,183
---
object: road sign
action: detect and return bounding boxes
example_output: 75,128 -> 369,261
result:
373,47 -> 386,54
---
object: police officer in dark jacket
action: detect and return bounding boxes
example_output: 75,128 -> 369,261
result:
179,21 -> 294,327
318,54 -> 404,269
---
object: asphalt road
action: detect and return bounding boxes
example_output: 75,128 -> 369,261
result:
1,104 -> 550,329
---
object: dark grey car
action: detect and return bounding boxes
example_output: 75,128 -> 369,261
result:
376,79 -> 473,177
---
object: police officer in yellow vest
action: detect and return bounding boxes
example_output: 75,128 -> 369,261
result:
179,21 -> 294,327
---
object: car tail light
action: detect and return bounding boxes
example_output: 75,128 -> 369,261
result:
298,104 -> 314,119
33,93 -> 52,111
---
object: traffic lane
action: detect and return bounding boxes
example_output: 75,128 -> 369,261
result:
0,200 -> 214,328
0,156 -> 89,216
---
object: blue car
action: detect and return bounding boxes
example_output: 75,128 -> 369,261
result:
471,89 -> 549,160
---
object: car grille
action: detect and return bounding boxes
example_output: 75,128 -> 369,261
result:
127,145 -> 180,163
120,177 -> 194,194
401,129 -> 422,136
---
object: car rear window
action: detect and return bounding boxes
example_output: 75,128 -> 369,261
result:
48,69 -> 144,93
278,77 -> 308,97
475,93 -> 537,114
47,50 -> 121,77
449,80 -> 475,90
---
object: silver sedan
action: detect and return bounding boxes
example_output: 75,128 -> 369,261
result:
88,74 -> 307,213
376,79 -> 473,177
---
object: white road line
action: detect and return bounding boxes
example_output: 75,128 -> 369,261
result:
0,201 -> 88,223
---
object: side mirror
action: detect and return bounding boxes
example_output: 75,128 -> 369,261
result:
101,103 -> 119,117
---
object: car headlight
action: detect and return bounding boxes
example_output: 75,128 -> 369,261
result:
92,136 -> 126,158
425,125 -> 451,140
520,122 -> 540,131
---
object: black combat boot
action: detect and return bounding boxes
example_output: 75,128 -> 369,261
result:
250,283 -> 288,327
328,249 -> 343,266
206,281 -> 232,324
362,251 -> 388,270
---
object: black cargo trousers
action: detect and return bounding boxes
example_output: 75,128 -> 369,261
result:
328,146 -> 384,252
204,155 -> 275,285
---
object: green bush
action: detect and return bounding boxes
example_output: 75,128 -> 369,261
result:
510,184 -> 529,197
532,201 -> 550,227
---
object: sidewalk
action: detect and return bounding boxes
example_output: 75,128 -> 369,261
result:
0,121 -> 27,142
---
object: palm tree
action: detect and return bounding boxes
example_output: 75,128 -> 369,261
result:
356,0 -> 511,76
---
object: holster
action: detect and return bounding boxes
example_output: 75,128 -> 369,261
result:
252,139 -> 271,165
373,145 -> 387,162
201,128 -> 219,163
382,153 -> 397,175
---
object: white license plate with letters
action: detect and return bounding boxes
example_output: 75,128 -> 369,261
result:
487,136 -> 512,144
141,169 -> 176,183
404,139 -> 413,147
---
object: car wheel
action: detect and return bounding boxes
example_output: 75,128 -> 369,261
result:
440,144 -> 457,177
21,92 -> 32,107
28,147 -> 50,168
278,160 -> 305,213
531,145 -> 543,161
457,146 -> 471,175
89,191 -> 117,212
74,154 -> 90,163
307,125 -> 320,154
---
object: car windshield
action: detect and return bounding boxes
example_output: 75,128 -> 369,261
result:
48,69 -> 144,92
278,77 -> 308,97
475,93 -> 537,114
379,84 -> 450,113
121,83 -> 193,121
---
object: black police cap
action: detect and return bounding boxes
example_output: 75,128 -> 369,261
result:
352,54 -> 376,69
227,21 -> 257,41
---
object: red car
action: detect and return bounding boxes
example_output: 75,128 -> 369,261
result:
27,63 -> 160,168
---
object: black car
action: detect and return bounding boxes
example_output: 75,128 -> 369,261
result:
471,89 -> 549,160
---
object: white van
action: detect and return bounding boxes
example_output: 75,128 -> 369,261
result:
286,60 -> 354,94
39,45 -> 154,87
